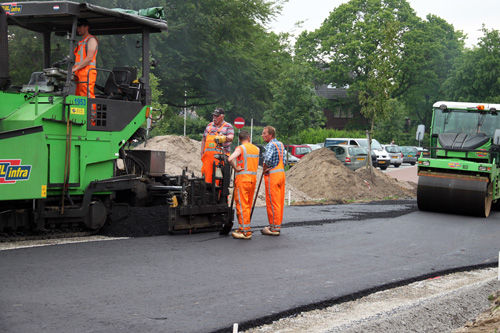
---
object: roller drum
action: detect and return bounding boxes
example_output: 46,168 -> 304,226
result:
417,173 -> 492,217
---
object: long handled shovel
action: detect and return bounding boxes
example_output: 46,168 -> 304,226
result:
219,170 -> 236,235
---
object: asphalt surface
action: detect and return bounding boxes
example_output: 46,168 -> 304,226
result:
1,199 -> 500,333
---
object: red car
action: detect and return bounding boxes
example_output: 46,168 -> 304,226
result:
284,145 -> 313,159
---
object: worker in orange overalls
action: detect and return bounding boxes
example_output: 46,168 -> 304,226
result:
201,108 -> 234,184
228,130 -> 259,240
72,19 -> 98,98
261,126 -> 285,236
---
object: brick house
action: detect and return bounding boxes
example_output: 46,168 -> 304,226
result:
315,85 -> 367,129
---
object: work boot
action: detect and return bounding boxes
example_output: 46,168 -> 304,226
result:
261,226 -> 280,236
232,230 -> 252,240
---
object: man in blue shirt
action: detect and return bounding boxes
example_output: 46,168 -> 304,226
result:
261,126 -> 285,236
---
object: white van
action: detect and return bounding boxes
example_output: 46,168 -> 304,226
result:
324,138 -> 391,170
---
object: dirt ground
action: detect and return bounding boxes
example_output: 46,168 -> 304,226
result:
133,135 -> 497,331
455,287 -> 500,333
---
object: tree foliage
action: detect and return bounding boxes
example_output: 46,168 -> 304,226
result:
263,63 -> 322,145
443,26 -> 500,103
358,22 -> 400,133
295,0 -> 465,132
397,14 -> 464,129
153,0 -> 290,122
374,99 -> 407,144
295,0 -> 418,94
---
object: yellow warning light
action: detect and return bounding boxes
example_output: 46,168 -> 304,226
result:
477,105 -> 485,110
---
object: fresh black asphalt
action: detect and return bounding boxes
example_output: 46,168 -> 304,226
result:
1,199 -> 499,333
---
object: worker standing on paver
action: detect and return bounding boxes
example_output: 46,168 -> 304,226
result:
228,130 -> 259,240
261,126 -> 285,236
72,19 -> 98,98
200,108 -> 234,184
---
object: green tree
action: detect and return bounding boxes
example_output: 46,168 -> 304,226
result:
375,99 -> 407,144
8,28 -> 43,85
358,22 -> 400,134
295,0 -> 464,134
295,0 -> 419,96
443,26 -> 500,103
398,14 -> 465,129
263,63 -> 322,146
152,0 -> 289,122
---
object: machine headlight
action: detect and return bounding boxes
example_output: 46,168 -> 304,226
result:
418,160 -> 430,166
478,166 -> 491,171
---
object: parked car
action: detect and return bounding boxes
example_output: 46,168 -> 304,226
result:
415,146 -> 429,158
383,144 -> 403,167
401,146 -> 418,165
285,151 -> 300,167
284,144 -> 313,159
304,143 -> 322,151
370,150 -> 379,168
256,145 -> 299,167
328,144 -> 369,171
325,137 -> 390,170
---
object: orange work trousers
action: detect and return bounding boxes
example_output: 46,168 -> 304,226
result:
264,171 -> 285,231
201,153 -> 219,185
202,152 -> 228,185
75,67 -> 96,98
234,178 -> 256,235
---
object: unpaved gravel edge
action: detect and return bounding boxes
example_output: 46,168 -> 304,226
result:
241,267 -> 499,333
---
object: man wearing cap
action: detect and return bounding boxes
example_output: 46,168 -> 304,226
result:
201,108 -> 234,184
72,18 -> 98,98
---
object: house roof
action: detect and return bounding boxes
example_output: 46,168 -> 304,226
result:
315,85 -> 348,100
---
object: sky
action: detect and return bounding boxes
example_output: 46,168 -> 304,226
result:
269,0 -> 500,48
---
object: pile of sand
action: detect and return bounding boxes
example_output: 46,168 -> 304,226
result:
133,135 -> 416,206
286,148 -> 416,202
135,135 -> 203,177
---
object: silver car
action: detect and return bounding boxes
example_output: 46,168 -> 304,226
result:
383,144 -> 403,167
328,144 -> 369,171
304,143 -> 322,151
284,150 -> 300,167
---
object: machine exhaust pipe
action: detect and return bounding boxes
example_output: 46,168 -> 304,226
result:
0,6 -> 10,90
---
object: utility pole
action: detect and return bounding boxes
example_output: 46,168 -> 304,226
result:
183,90 -> 186,136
